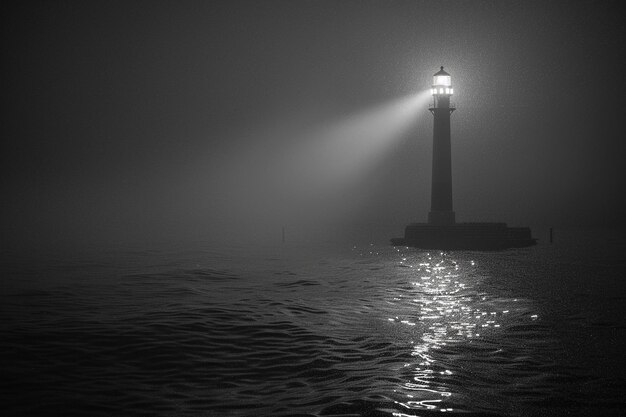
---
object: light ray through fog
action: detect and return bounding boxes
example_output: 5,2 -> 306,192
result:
197,90 -> 432,238
286,90 -> 432,193
271,90 -> 433,233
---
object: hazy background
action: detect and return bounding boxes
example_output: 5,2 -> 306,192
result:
2,0 -> 625,250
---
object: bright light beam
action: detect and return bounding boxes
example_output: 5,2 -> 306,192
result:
182,90 -> 432,241
284,90 -> 432,195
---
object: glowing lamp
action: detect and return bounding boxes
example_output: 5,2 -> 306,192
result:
431,66 -> 453,95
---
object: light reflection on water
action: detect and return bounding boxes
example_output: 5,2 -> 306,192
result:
384,249 -> 536,414
6,238 -> 623,416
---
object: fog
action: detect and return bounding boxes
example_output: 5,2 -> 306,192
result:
2,1 -> 625,250
177,90 -> 432,242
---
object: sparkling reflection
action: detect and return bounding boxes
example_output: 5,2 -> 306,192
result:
386,250 -> 528,413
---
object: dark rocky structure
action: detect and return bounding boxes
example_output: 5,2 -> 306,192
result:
391,222 -> 535,250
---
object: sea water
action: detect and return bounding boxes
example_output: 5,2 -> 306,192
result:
1,229 -> 625,416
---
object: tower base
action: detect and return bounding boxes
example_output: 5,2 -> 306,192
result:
428,210 -> 455,225
391,222 -> 536,250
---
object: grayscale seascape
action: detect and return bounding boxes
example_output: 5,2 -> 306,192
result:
2,229 -> 625,416
3,1 -> 626,416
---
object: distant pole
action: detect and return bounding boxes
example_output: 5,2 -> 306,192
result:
549,227 -> 553,243
282,226 -> 285,243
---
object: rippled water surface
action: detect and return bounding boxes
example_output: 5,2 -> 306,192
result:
2,230 -> 625,416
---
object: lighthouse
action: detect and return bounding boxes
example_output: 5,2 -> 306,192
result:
391,66 -> 536,249
428,67 -> 456,225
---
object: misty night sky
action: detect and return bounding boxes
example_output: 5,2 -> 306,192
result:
2,0 -> 626,248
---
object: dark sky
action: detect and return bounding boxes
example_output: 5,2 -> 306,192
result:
2,0 -> 626,248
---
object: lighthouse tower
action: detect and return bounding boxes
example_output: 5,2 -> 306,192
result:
391,66 -> 536,249
428,66 -> 455,225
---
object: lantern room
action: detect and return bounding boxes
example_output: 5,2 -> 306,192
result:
431,66 -> 453,96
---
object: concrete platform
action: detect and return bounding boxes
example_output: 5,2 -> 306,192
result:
391,222 -> 536,250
